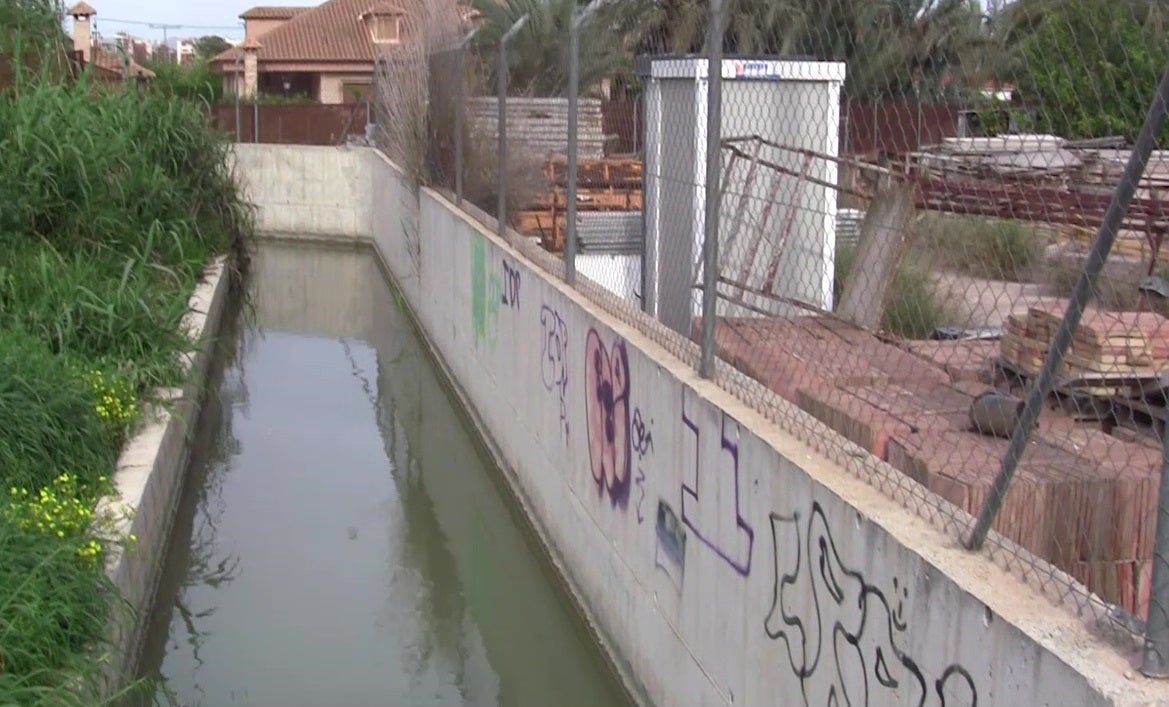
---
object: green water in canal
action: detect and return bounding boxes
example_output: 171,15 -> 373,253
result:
134,240 -> 631,707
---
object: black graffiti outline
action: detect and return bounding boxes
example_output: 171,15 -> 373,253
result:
764,502 -> 977,707
501,258 -> 521,309
632,407 -> 654,460
635,468 -> 646,524
539,305 -> 569,444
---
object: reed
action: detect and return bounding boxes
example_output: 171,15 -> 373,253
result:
0,4 -> 252,701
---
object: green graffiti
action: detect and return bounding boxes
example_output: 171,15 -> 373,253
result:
471,236 -> 500,349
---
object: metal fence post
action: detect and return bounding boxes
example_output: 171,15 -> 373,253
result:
698,0 -> 726,378
964,64 -> 1169,574
1146,415 -> 1169,677
1147,67 -> 1169,679
253,99 -> 259,144
497,15 -> 529,240
565,16 -> 581,285
454,28 -> 479,207
566,1 -> 608,284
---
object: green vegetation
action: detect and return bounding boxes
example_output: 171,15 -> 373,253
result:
0,1 -> 251,702
834,243 -> 951,339
146,58 -> 224,104
993,0 -> 1169,140
917,214 -> 1044,282
469,0 -> 1163,141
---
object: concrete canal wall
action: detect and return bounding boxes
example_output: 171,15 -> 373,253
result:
229,143 -> 1165,706
101,258 -> 231,685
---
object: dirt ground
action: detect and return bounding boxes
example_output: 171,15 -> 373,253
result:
931,247 -> 1161,330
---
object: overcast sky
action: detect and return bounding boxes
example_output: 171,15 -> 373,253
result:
76,1 -> 315,41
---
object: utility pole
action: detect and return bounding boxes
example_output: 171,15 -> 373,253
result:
149,23 -> 181,62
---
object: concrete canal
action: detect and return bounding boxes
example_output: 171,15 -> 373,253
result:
132,240 -> 631,706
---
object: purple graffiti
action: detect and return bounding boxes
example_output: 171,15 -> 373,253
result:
681,387 -> 754,576
584,328 -> 631,509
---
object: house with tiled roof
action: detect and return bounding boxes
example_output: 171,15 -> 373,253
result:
66,2 -> 155,84
212,1 -> 460,104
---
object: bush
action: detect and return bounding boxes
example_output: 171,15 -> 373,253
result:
835,243 -> 949,339
917,214 -> 1042,282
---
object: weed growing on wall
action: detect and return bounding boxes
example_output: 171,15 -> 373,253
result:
0,6 -> 253,701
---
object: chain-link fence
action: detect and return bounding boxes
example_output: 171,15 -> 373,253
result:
372,0 -> 1169,674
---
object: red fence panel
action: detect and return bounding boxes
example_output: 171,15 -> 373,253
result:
841,100 -> 962,157
207,103 -> 368,145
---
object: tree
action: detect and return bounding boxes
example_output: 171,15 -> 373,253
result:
996,0 -> 1169,139
194,35 -> 231,60
617,0 -> 990,100
469,0 -> 643,96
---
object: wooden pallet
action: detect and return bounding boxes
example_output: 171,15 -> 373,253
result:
544,157 -> 643,189
529,188 -> 643,211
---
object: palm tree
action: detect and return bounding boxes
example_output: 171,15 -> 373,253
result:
469,0 -> 636,96
623,0 -> 988,99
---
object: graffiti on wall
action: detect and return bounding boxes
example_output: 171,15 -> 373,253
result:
471,237 -> 521,348
584,328 -> 632,509
501,259 -> 521,309
655,500 -> 686,592
764,502 -> 978,707
681,388 -> 754,576
632,408 -> 653,523
471,237 -> 501,349
540,305 -> 569,444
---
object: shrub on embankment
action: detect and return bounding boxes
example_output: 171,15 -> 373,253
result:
0,61 -> 250,704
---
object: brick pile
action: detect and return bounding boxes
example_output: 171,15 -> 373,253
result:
706,315 -> 1161,615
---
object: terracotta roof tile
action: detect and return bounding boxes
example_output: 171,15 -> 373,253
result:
239,6 -> 311,20
89,46 -> 155,79
67,1 -> 96,17
215,0 -> 391,65
361,2 -> 405,16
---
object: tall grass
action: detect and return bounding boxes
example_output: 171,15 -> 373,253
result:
834,243 -> 951,339
916,213 -> 1044,282
0,329 -> 115,492
0,9 -> 252,701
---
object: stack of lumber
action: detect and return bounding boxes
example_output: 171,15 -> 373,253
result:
1001,300 -> 1169,384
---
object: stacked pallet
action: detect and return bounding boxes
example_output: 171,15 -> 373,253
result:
1001,301 -> 1169,383
515,157 -> 644,252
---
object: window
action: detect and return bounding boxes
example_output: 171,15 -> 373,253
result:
371,15 -> 401,44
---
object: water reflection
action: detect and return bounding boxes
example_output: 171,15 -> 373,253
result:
134,241 -> 630,707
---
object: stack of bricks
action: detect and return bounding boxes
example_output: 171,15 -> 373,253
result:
705,314 -> 1161,616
